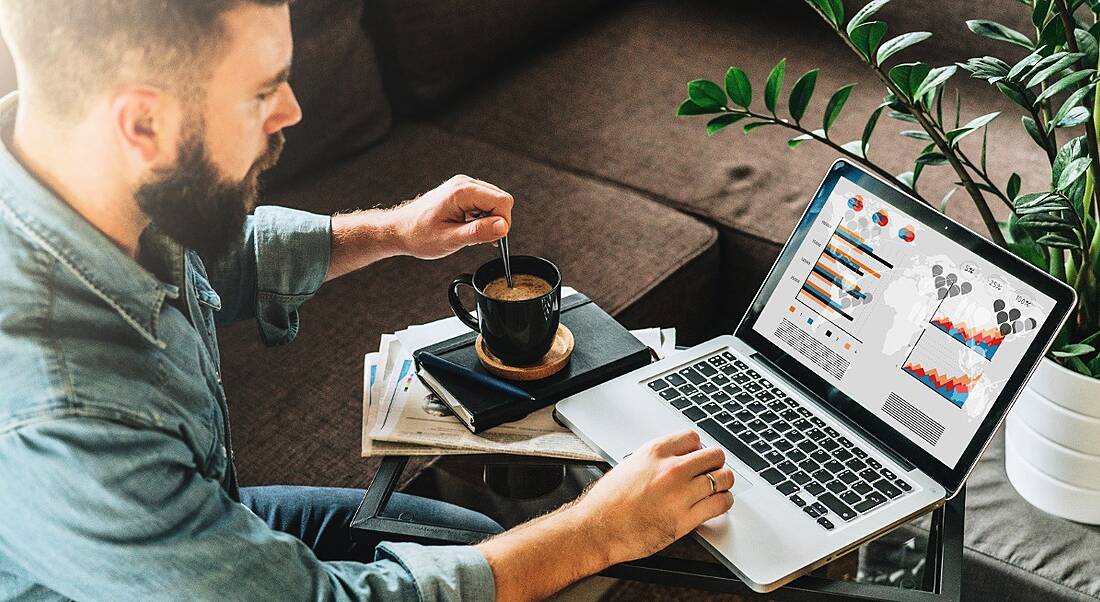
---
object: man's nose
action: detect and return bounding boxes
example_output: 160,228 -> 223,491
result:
266,83 -> 302,135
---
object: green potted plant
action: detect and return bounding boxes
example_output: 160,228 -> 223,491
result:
679,0 -> 1100,522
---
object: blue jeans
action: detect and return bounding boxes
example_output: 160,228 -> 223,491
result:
240,486 -> 504,561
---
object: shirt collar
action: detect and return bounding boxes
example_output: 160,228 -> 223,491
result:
0,93 -> 179,349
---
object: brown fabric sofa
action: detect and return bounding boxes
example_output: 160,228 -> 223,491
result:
2,1 -> 1097,600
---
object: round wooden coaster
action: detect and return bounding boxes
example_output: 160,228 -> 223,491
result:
476,325 -> 574,381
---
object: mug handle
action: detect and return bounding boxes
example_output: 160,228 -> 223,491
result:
448,274 -> 480,332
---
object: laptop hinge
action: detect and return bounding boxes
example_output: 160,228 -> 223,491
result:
751,352 -> 916,472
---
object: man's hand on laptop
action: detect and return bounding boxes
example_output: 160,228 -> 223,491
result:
475,430 -> 734,601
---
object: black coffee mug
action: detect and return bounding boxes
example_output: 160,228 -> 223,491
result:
448,256 -> 562,366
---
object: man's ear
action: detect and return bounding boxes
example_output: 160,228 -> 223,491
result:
110,87 -> 182,172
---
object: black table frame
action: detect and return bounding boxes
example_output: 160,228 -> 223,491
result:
351,455 -> 965,601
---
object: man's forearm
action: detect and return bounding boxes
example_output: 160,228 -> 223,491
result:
325,210 -> 404,281
475,503 -> 613,601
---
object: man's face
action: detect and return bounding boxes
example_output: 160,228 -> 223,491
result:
137,4 -> 301,259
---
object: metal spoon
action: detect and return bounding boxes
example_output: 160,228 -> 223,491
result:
499,235 -> 513,288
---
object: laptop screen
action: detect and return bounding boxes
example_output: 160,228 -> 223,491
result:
747,165 -> 1061,469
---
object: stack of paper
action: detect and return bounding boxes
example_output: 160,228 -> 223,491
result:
362,289 -> 678,460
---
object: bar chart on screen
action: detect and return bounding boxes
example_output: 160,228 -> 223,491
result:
901,330 -> 984,408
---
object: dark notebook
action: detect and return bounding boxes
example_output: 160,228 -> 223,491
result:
413,294 -> 653,433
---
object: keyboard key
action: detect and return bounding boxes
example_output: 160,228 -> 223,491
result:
758,411 -> 779,423
773,421 -> 792,433
789,494 -> 806,507
680,367 -> 706,385
826,480 -> 846,494
709,355 -> 726,366
680,384 -> 698,395
820,439 -> 839,451
666,373 -> 686,387
728,421 -> 747,434
734,410 -> 754,422
696,418 -> 767,472
811,469 -> 831,483
824,427 -> 840,438
722,402 -> 740,413
746,401 -> 766,413
691,394 -> 709,405
797,440 -> 816,453
817,517 -> 835,530
822,460 -> 844,474
744,382 -> 763,394
837,470 -> 859,485
713,375 -> 730,386
713,411 -> 733,423
797,459 -> 817,473
852,482 -> 872,495
810,417 -> 826,428
873,479 -> 903,499
840,491 -> 861,506
846,458 -> 867,472
699,383 -> 719,395
854,492 -> 887,514
806,428 -> 825,440
747,369 -> 761,379
859,468 -> 879,482
787,431 -> 806,442
797,407 -> 812,418
810,450 -> 831,464
733,359 -> 748,369
818,493 -> 857,521
882,468 -> 897,480
780,409 -> 800,421
760,378 -> 772,387
805,482 -> 826,496
735,392 -> 755,403
670,398 -> 692,410
774,440 -> 794,452
760,429 -> 779,442
648,379 -> 669,391
693,362 -> 717,377
803,504 -> 824,518
763,450 -> 784,464
733,373 -> 751,385
760,468 -> 785,485
740,431 -> 760,444
660,388 -> 681,400
751,440 -> 771,454
719,364 -> 737,375
777,481 -> 798,496
758,391 -> 776,402
808,502 -> 828,517
895,479 -> 912,492
701,402 -> 721,414
791,471 -> 812,485
776,461 -> 797,475
713,392 -> 731,403
792,419 -> 813,432
867,458 -> 882,469
852,447 -> 867,459
682,407 -> 706,422
833,449 -> 853,462
837,436 -> 851,447
723,352 -> 736,361
787,449 -> 806,462
723,385 -> 741,396
747,419 -> 767,432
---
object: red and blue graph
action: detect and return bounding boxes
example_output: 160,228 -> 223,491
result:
929,316 -> 1004,360
902,362 -> 980,408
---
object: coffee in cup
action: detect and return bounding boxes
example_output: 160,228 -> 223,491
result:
484,274 -> 553,301
449,256 -> 562,366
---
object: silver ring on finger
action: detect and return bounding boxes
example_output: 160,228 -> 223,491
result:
705,471 -> 718,495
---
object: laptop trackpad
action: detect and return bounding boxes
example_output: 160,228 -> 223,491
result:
727,463 -> 754,495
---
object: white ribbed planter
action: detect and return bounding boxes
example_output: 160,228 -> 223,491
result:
1006,358 -> 1100,524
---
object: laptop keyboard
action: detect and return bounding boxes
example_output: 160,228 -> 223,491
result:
646,350 -> 913,531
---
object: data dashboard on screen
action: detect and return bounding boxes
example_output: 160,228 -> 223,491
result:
753,176 -> 1056,465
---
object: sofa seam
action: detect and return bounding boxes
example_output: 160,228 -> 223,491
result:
964,541 -> 1100,601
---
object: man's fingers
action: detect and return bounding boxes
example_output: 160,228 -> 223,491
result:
691,467 -> 735,501
647,430 -> 702,458
676,446 -> 727,477
457,216 -> 509,245
688,491 -> 735,526
455,180 -> 514,224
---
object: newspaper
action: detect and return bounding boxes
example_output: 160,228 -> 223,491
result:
361,299 -> 677,459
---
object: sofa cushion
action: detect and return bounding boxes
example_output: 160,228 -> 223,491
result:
220,122 -> 719,488
263,0 -> 391,187
364,0 -> 616,108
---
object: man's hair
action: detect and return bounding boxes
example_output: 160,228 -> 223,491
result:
0,0 -> 289,120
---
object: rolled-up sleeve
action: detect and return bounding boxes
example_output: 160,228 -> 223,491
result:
0,418 -> 495,602
206,206 -> 332,345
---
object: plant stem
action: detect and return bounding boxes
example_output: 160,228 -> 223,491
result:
808,10 -> 1007,246
1055,0 -> 1100,215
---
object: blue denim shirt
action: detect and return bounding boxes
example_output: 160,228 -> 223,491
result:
0,95 -> 494,602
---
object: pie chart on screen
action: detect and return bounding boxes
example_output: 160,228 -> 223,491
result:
872,209 -> 889,227
847,195 -> 863,211
898,225 -> 916,242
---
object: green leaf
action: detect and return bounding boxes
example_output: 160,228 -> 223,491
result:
1055,106 -> 1091,128
724,67 -> 752,108
959,56 -> 1012,83
1081,330 -> 1100,347
688,79 -> 727,109
1088,355 -> 1100,378
1026,52 -> 1084,88
889,109 -> 920,123
913,65 -> 957,99
1052,343 -> 1096,358
1008,241 -> 1048,270
765,59 -> 786,114
847,0 -> 892,35
1007,173 -> 1021,200
861,103 -> 887,156
808,0 -> 844,28
788,69 -> 819,123
1006,51 -> 1043,83
940,187 -> 957,214
889,62 -> 932,98
1052,84 -> 1095,126
981,123 -> 989,171
1058,157 -> 1092,191
743,121 -> 777,133
823,83 -> 856,134
841,139 -> 865,157
706,113 -> 747,136
966,19 -> 1034,50
1066,356 -> 1091,375
1019,212 -> 1077,230
1053,136 -> 1087,185
876,32 -> 933,65
916,150 -> 948,165
995,83 -> 1028,108
1034,70 -> 1095,106
900,129 -> 933,140
1038,13 -> 1066,49
677,98 -> 724,116
1022,115 -> 1047,149
788,128 -> 825,147
1075,28 -> 1098,72
851,21 -> 889,61
944,111 -> 1000,145
1032,0 -> 1052,29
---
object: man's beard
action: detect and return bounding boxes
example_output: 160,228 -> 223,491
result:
136,127 -> 284,260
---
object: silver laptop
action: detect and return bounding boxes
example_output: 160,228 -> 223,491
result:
555,159 -> 1076,592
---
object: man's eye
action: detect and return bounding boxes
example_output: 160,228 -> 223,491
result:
257,90 -> 278,101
